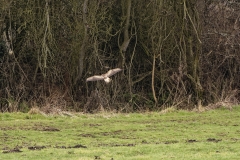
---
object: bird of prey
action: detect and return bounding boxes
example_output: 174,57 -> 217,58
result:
86,68 -> 122,83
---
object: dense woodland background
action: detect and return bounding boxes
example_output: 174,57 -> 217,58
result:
0,0 -> 239,113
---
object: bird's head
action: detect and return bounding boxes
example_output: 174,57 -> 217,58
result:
104,77 -> 112,83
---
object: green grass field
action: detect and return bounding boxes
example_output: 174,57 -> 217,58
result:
1,106 -> 240,160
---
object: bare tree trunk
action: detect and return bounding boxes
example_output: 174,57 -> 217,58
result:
152,54 -> 158,106
119,0 -> 131,68
74,0 -> 89,84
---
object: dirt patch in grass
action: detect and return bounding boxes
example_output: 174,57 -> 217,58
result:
2,144 -> 87,154
2,148 -> 23,153
32,124 -> 60,131
98,143 -> 135,147
164,140 -> 179,144
186,139 -> 198,143
100,130 -> 123,136
88,123 -> 102,127
79,133 -> 96,138
40,127 -> 60,131
1,124 -> 60,132
206,138 -> 222,142
28,146 -> 46,150
54,144 -> 87,149
70,144 -> 87,148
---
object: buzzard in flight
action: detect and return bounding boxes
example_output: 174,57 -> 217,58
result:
86,68 -> 122,83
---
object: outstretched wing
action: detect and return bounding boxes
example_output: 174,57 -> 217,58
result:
105,68 -> 122,77
86,75 -> 104,82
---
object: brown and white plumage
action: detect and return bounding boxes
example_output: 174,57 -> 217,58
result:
86,68 -> 122,83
